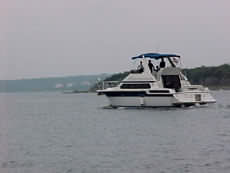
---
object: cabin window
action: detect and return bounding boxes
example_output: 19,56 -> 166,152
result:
120,83 -> 151,89
162,75 -> 181,91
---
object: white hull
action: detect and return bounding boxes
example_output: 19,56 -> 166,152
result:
104,91 -> 216,108
108,96 -> 173,107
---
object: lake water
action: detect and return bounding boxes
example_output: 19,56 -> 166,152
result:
0,91 -> 230,173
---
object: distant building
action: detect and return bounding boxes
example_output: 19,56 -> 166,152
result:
81,81 -> 91,87
55,83 -> 64,89
66,83 -> 73,88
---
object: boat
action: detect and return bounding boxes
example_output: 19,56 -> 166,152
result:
97,53 -> 216,108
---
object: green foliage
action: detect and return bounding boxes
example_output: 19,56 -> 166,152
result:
104,71 -> 130,81
0,74 -> 108,92
183,64 -> 230,87
92,64 -> 230,91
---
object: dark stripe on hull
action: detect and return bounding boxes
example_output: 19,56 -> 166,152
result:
149,90 -> 170,93
103,91 -> 173,97
122,81 -> 155,83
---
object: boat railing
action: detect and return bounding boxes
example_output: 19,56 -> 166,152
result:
102,81 -> 120,90
184,85 -> 206,91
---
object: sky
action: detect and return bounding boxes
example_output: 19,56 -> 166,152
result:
0,0 -> 230,79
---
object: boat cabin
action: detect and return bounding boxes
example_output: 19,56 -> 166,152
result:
130,53 -> 182,91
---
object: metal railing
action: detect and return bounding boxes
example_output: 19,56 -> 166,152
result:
102,81 -> 120,90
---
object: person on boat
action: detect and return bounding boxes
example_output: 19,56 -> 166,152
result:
160,58 -> 166,68
155,65 -> 160,72
148,60 -> 154,73
137,61 -> 144,73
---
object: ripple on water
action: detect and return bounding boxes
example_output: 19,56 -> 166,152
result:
1,91 -> 230,173
217,133 -> 230,137
216,103 -> 230,110
1,160 -> 34,168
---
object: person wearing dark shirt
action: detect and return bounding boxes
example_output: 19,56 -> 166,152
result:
137,61 -> 144,73
155,65 -> 160,72
148,60 -> 154,73
160,58 -> 166,68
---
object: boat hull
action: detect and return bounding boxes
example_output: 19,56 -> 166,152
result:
107,96 -> 174,107
102,91 -> 216,108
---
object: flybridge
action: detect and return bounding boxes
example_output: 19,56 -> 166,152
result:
131,53 -> 180,60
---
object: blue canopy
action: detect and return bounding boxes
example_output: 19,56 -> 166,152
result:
131,53 -> 180,60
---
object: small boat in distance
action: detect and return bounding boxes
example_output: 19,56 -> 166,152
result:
97,53 -> 216,108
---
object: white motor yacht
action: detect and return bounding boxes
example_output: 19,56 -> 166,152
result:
97,53 -> 216,108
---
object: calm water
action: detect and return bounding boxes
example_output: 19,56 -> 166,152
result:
0,91 -> 230,173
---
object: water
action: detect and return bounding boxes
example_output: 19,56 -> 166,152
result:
0,91 -> 230,173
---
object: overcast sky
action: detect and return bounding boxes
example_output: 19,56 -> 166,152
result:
1,0 -> 230,79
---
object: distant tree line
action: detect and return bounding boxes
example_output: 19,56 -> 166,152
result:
0,74 -> 108,92
90,64 -> 230,91
183,64 -> 230,89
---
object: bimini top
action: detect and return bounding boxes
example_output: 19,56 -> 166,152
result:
131,53 -> 180,60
